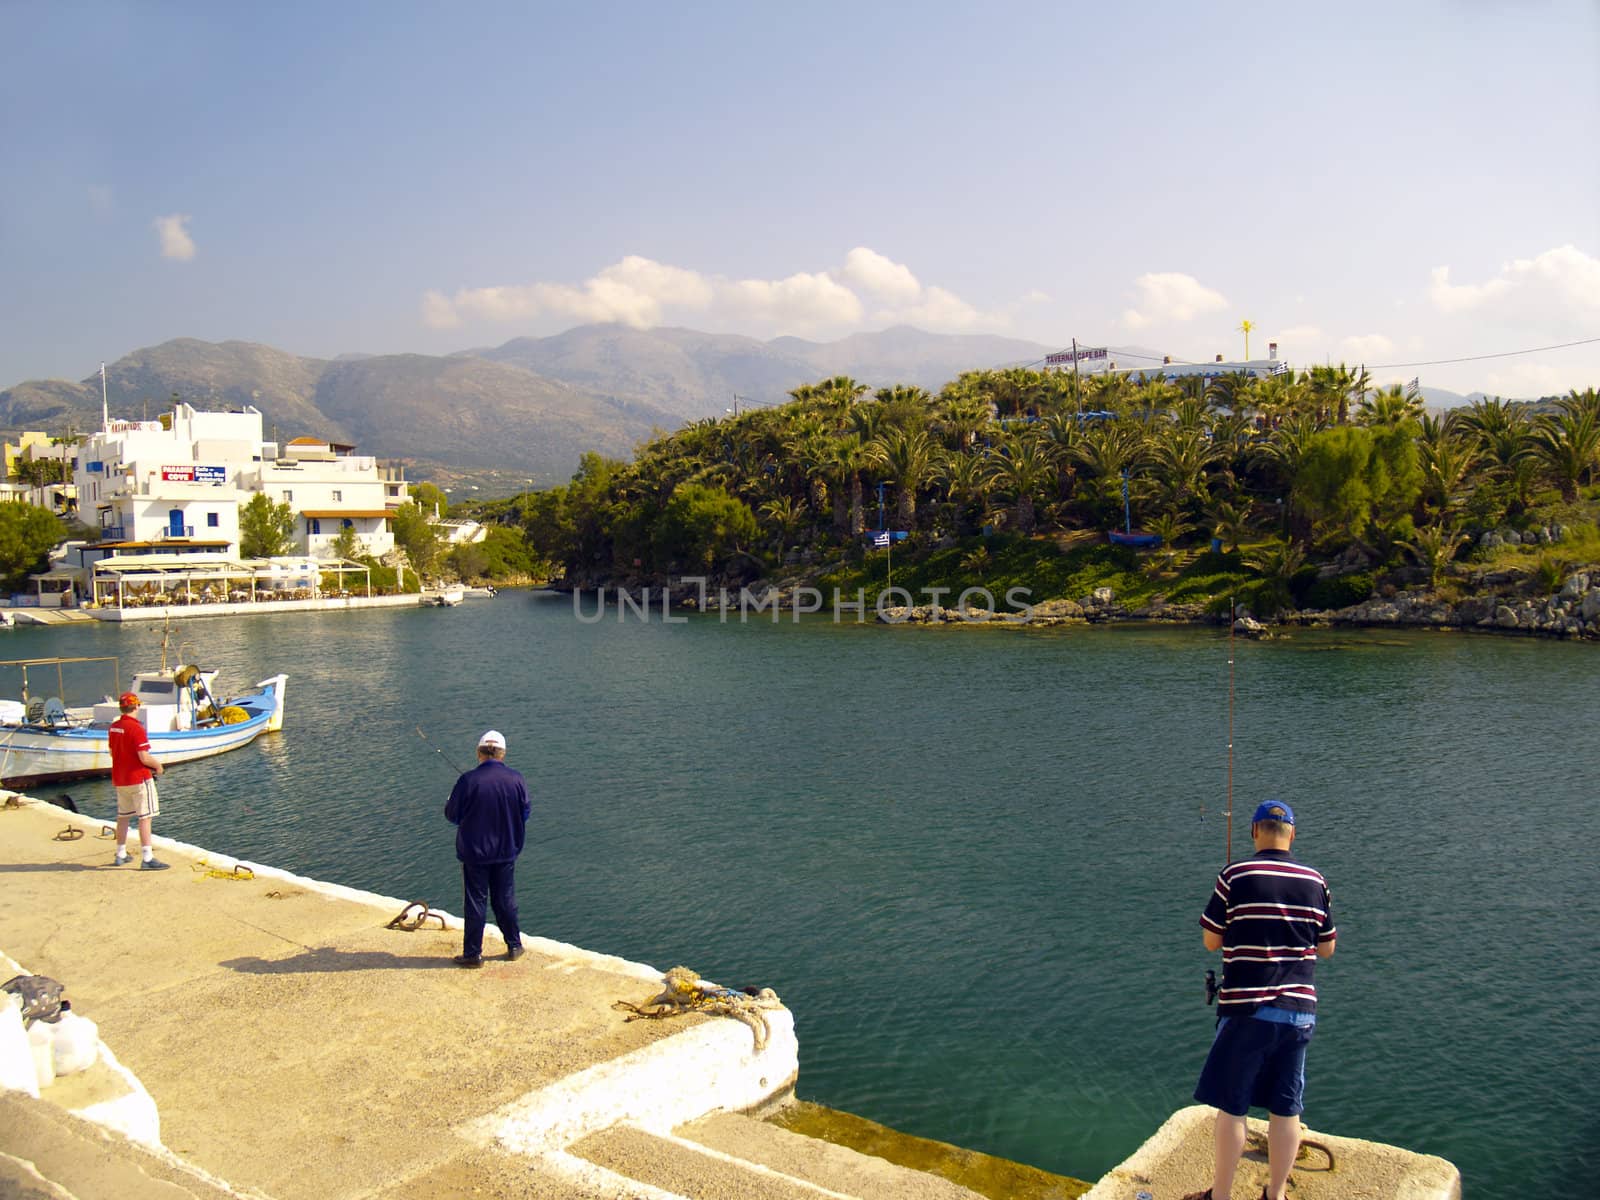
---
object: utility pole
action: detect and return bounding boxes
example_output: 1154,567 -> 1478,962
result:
1072,338 -> 1081,416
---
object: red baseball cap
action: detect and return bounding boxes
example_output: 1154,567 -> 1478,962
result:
118,692 -> 140,709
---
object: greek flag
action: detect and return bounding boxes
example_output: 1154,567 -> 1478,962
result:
872,531 -> 890,548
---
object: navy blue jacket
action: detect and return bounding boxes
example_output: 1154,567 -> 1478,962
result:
444,759 -> 530,865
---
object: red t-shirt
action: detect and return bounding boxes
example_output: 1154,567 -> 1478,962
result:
108,713 -> 154,786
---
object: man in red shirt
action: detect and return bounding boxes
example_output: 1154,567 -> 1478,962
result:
109,692 -> 168,869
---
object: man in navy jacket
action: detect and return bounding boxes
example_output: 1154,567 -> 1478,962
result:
443,730 -> 531,967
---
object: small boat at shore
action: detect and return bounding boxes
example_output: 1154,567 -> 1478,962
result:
1108,530 -> 1162,548
424,585 -> 466,607
0,657 -> 287,786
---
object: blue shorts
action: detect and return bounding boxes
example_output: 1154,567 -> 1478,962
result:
1194,1014 -> 1314,1117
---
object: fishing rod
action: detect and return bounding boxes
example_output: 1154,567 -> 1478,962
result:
415,725 -> 470,775
1204,597 -> 1239,1011
414,724 -> 589,849
1226,594 -> 1235,866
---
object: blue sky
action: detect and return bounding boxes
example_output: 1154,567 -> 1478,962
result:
3,0 -> 1597,397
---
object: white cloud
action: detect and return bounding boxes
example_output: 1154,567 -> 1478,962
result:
836,247 -> 922,304
1339,333 -> 1395,360
1121,272 -> 1228,330
1430,244 -> 1600,318
727,271 -> 863,326
422,248 -> 1015,336
154,213 -> 195,261
1428,265 -> 1511,313
421,290 -> 460,329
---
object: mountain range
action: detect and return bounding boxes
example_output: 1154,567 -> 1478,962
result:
0,327 -> 1488,490
0,327 -> 1055,487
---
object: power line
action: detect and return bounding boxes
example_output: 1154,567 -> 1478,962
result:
1366,335 -> 1600,371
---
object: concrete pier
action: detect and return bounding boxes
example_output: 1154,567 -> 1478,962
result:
1,795 -> 1460,1199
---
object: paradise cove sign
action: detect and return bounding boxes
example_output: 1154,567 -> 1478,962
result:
161,465 -> 227,482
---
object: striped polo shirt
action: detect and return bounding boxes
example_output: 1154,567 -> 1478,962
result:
1201,848 -> 1335,1016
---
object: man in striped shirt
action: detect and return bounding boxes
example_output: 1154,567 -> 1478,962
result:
1185,801 -> 1336,1200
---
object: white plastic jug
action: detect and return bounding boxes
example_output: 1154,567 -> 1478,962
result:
49,1011 -> 99,1077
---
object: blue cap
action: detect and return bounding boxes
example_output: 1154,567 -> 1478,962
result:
1252,800 -> 1295,826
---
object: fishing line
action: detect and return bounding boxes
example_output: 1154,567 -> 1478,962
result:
1226,595 -> 1235,865
414,725 -> 469,775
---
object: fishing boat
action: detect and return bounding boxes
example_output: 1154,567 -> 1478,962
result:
424,584 -> 465,607
0,656 -> 287,786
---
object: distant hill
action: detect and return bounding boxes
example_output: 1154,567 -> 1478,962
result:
464,324 -> 1059,417
0,327 -> 1066,484
0,338 -> 683,486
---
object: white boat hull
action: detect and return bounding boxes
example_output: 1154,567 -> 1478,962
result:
0,674 -> 287,786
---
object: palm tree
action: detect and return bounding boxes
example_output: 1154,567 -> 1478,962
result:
1147,511 -> 1193,573
985,436 -> 1055,534
935,451 -> 992,535
758,496 -> 808,542
1416,413 -> 1475,522
867,427 -> 936,530
1398,524 -> 1467,589
1071,420 -> 1145,515
1145,426 -> 1219,517
935,395 -> 994,451
1242,539 -> 1307,614
1529,399 -> 1600,503
1207,500 -> 1254,552
1357,385 -> 1423,430
825,434 -> 872,535
816,376 -> 868,415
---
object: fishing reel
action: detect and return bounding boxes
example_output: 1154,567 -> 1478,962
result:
1204,969 -> 1219,1007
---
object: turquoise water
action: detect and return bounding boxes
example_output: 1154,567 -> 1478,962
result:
10,598 -> 1596,1195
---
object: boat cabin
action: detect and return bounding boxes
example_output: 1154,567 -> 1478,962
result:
89,669 -> 220,733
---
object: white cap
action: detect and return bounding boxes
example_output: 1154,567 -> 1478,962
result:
478,730 -> 506,751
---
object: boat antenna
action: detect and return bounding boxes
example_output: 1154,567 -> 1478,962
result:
1226,594 -> 1235,864
159,613 -> 172,674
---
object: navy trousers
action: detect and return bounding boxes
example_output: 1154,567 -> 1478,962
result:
460,860 -> 522,959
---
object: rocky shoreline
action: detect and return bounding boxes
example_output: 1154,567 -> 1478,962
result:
555,553 -> 1600,641
866,567 -> 1600,639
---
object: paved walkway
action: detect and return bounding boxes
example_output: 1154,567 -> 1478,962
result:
0,795 -> 796,1198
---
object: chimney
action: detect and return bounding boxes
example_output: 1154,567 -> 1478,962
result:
1268,342 -> 1278,361
1215,354 -> 1224,362
1163,355 -> 1172,364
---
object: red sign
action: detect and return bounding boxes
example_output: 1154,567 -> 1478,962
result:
161,465 -> 195,481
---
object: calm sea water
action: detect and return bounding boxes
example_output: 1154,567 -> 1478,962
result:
9,598 -> 1595,1195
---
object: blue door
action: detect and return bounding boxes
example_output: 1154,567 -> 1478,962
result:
168,509 -> 184,537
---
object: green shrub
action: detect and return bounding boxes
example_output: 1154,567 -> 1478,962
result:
1288,564 -> 1321,608
1303,572 -> 1374,610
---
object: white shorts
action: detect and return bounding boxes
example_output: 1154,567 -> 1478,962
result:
116,779 -> 160,820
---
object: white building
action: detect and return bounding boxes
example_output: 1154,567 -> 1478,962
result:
72,404 -> 409,561
253,436 -> 408,559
